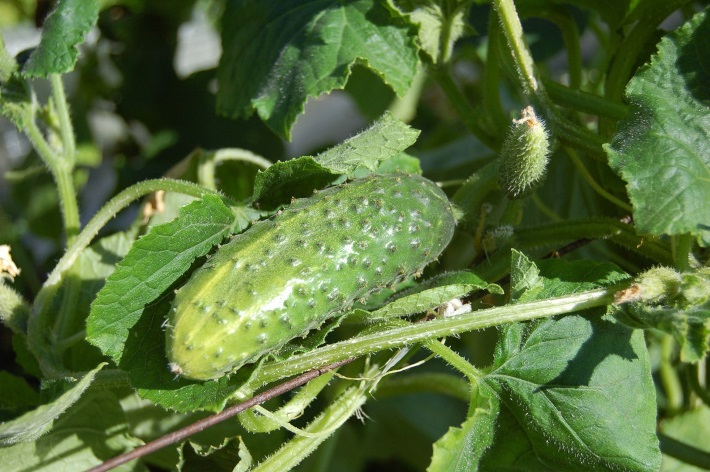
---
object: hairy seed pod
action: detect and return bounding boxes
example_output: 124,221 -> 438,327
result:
165,173 -> 456,380
498,106 -> 550,199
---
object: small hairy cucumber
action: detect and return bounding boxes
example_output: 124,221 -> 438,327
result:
166,173 -> 456,380
498,106 -> 550,199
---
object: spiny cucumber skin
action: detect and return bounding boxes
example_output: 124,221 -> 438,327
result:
498,106 -> 550,199
166,174 -> 456,380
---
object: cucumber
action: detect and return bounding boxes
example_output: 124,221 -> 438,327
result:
498,106 -> 550,199
166,173 -> 456,380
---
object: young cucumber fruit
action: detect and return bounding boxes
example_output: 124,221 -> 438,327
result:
166,173 -> 456,380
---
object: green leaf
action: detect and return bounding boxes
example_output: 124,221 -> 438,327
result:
252,157 -> 338,210
0,35 -> 17,82
0,67 -> 32,130
606,10 -> 710,241
0,387 -> 144,471
509,249 -> 543,303
235,437 -> 254,472
314,112 -> 420,174
252,113 -> 420,209
480,315 -> 660,471
387,0 -> 471,63
474,258 -> 659,471
86,195 -> 235,364
22,0 -> 99,77
427,383 -> 499,472
217,0 -> 418,137
0,372 -> 39,421
0,363 -> 104,445
371,271 -> 502,319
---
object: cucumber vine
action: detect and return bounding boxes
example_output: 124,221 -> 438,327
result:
1,1 -> 709,471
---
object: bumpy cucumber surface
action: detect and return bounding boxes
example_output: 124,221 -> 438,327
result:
166,173 -> 456,380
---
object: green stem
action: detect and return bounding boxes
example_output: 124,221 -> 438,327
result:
660,334 -> 684,414
566,148 -> 632,212
53,161 -> 80,242
50,74 -> 76,165
687,361 -> 710,407
544,80 -> 628,120
531,193 -> 562,222
671,234 -> 693,272
493,0 -> 606,160
51,74 -> 80,243
515,217 -> 673,265
432,68 -> 498,149
424,339 -> 483,382
492,0 -> 542,99
550,115 -> 607,161
658,433 -> 710,469
24,116 -> 80,242
214,148 -> 272,169
251,285 -> 622,386
540,8 -> 582,90
28,178 -> 223,378
602,0 -> 692,133
376,372 -> 470,402
482,12 -> 509,134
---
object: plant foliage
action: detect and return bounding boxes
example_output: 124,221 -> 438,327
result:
1,0 -> 709,470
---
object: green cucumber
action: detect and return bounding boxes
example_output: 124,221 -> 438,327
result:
498,106 -> 550,199
166,173 -> 456,380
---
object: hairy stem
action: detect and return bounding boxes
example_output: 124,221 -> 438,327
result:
50,74 -> 76,165
251,286 -> 622,386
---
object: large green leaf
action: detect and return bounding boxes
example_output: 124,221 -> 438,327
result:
481,257 -> 657,470
217,0 -> 418,137
22,0 -> 99,77
86,195 -> 234,363
606,10 -> 710,241
436,255 -> 660,471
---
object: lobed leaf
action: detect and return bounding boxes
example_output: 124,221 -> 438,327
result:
436,255 -> 660,470
606,10 -> 710,242
488,257 -> 656,470
217,0 -> 418,137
